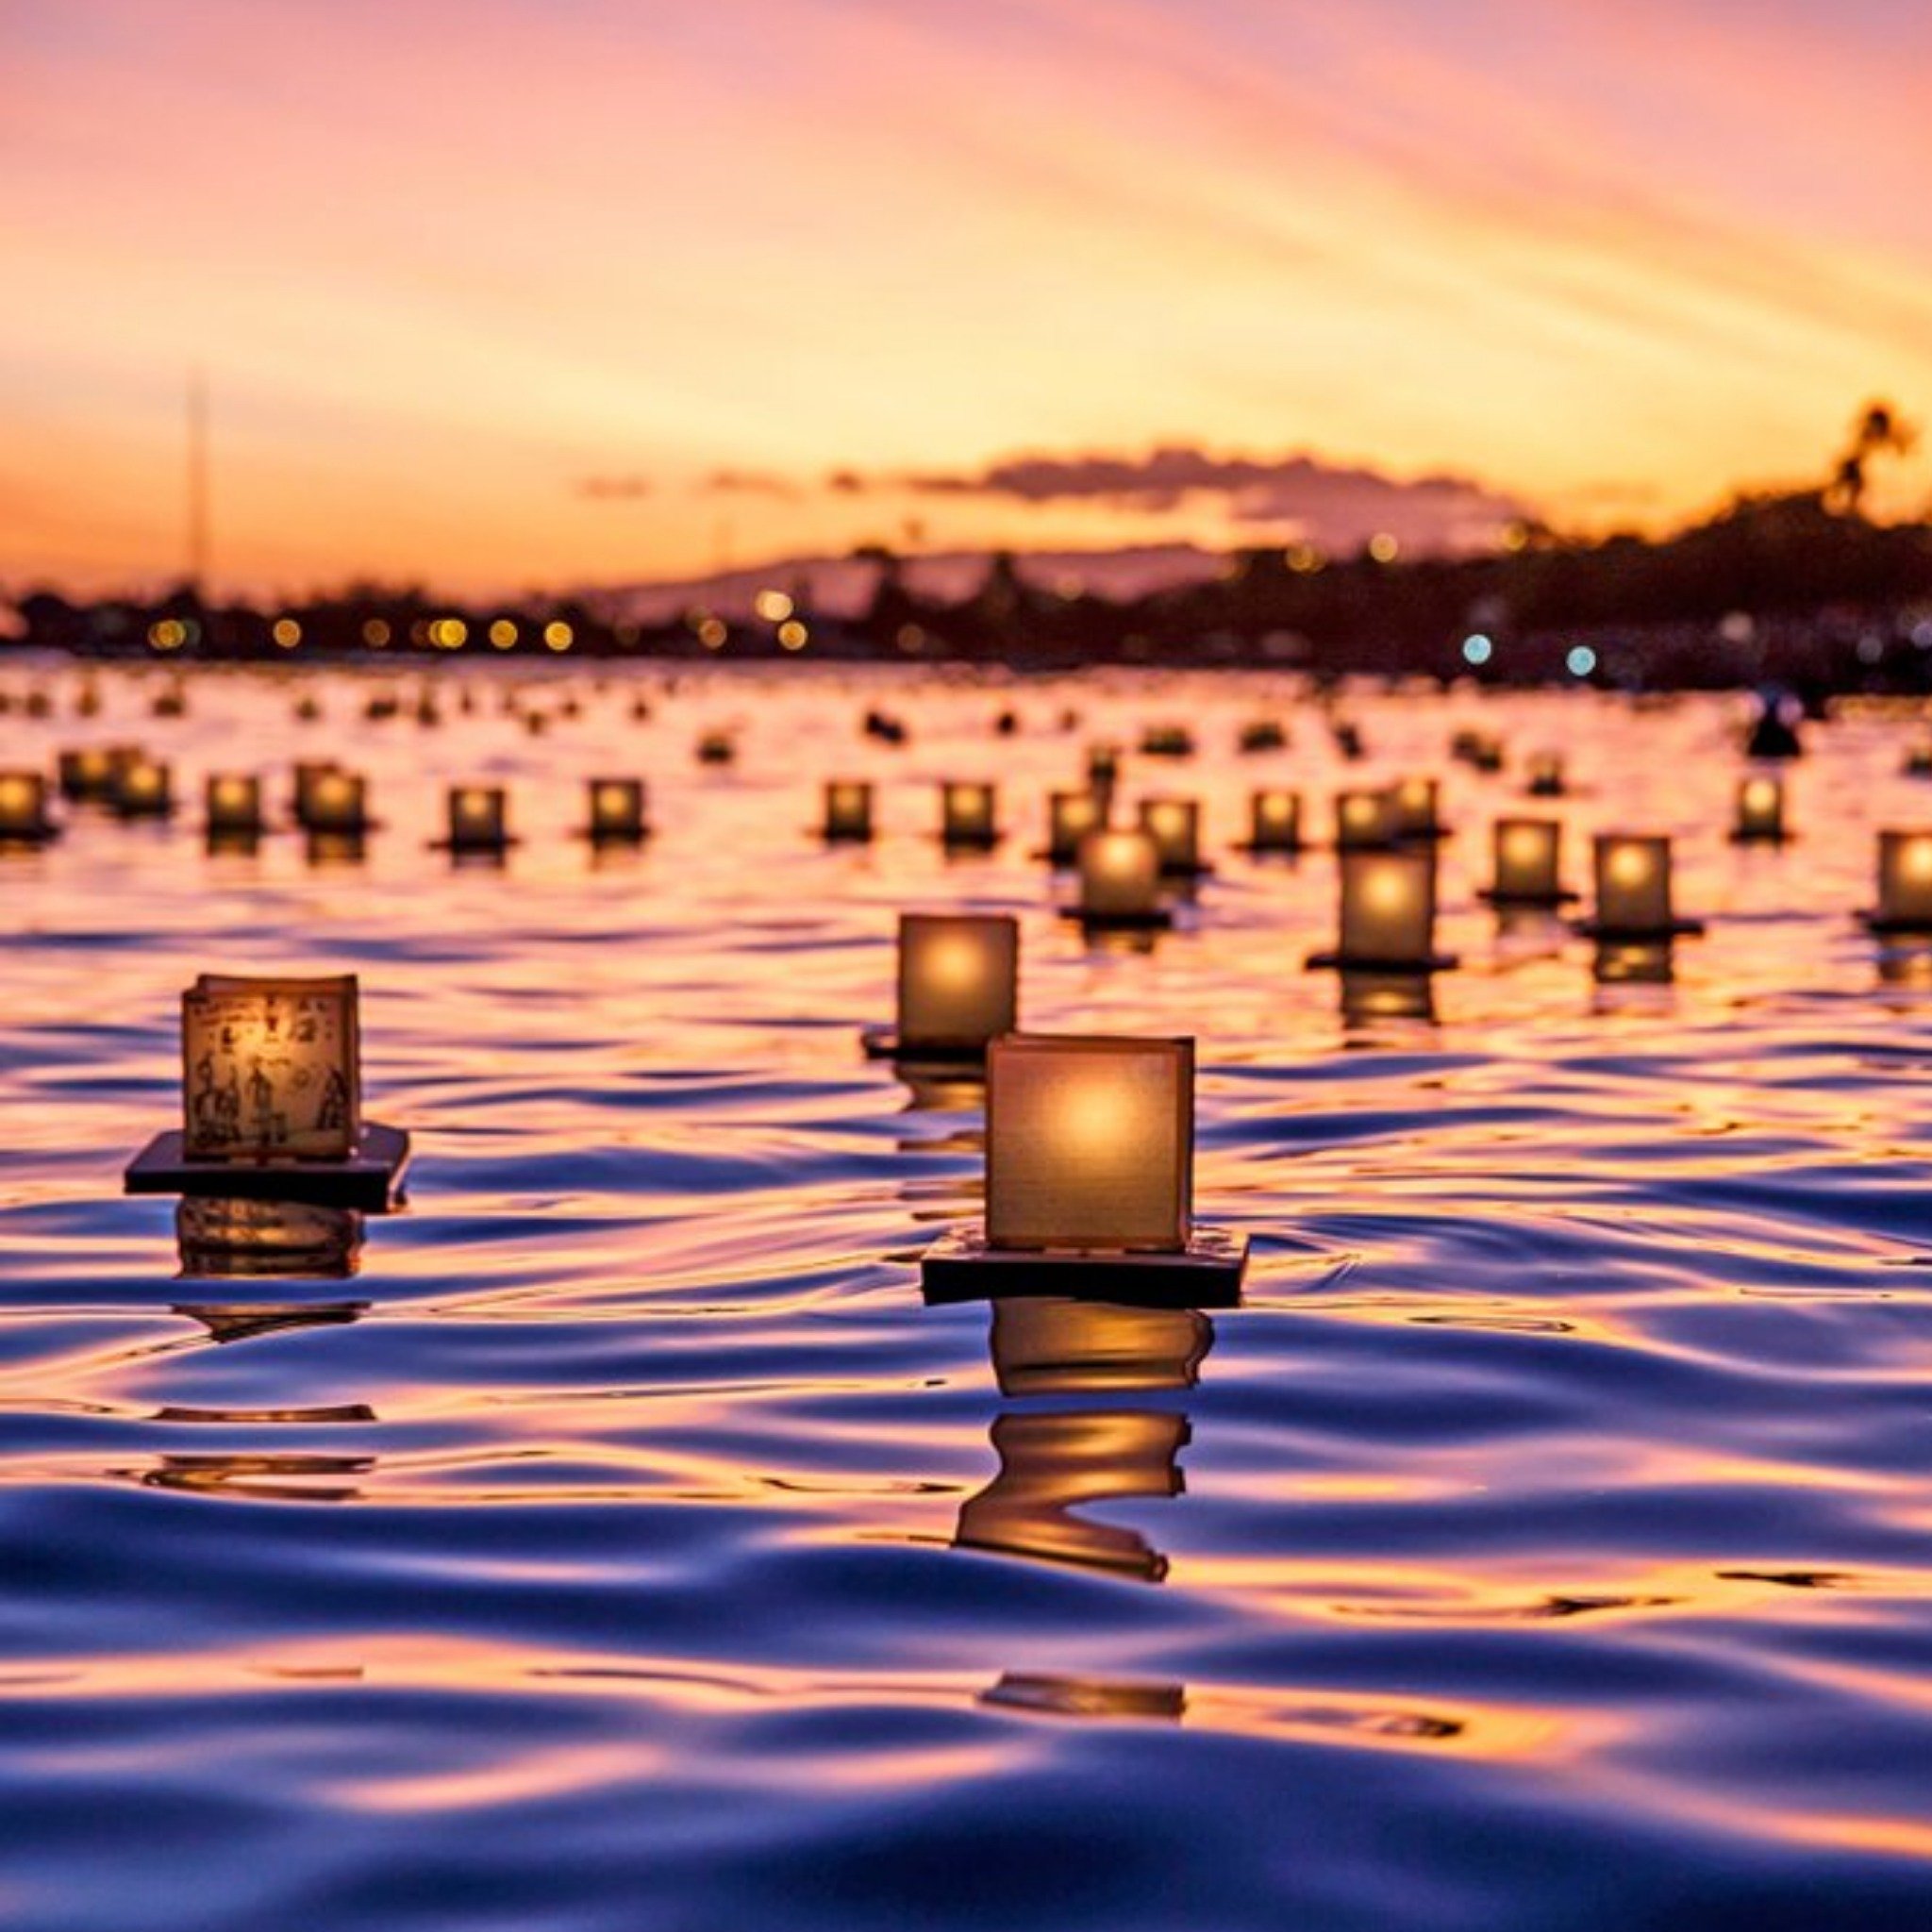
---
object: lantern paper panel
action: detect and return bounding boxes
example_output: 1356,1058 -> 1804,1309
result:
985,1035 -> 1192,1252
1047,791 -> 1105,861
1736,776 -> 1785,839
1077,829 -> 1161,918
181,974 -> 361,1161
0,771 -> 51,834
1878,831 -> 1932,926
1389,777 -> 1441,838
1594,836 -> 1674,931
1249,790 -> 1300,850
1137,797 -> 1200,872
1339,849 -> 1439,963
1492,818 -> 1562,899
206,775 -> 262,831
589,778 -> 646,838
897,913 -> 1019,1049
448,787 -> 508,846
1335,790 -> 1393,848
942,782 -> 997,842
824,781 -> 874,840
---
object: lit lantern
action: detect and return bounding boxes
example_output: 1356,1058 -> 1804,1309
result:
1087,744 -> 1121,792
1485,817 -> 1569,905
180,974 -> 361,1160
987,1035 -> 1192,1250
1870,831 -> 1932,932
1587,834 -> 1700,938
585,777 -> 647,841
696,732 -> 735,765
1140,724 -> 1194,758
822,780 -> 874,842
112,757 -> 173,818
1074,827 -> 1165,925
441,785 -> 511,852
1044,790 -> 1106,864
920,1033 -> 1246,1299
58,748 -> 117,802
1137,797 -> 1204,875
125,973 -> 409,1208
1245,789 -> 1302,853
297,768 -> 369,833
1733,774 -> 1787,842
204,774 -> 264,835
941,781 -> 999,847
870,912 -> 1019,1060
1334,788 -> 1393,849
1388,775 -> 1442,840
0,770 -> 56,841
1309,849 -> 1453,972
1526,753 -> 1566,797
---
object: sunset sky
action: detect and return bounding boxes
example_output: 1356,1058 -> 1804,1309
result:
5,0 -> 1930,596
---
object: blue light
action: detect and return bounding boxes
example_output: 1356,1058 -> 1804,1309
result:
1461,634 -> 1492,666
1566,645 -> 1598,678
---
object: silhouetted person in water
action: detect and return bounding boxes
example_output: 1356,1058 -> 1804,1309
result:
1746,685 -> 1803,759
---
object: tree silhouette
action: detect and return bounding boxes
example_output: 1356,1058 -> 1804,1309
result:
1825,399 -> 1918,515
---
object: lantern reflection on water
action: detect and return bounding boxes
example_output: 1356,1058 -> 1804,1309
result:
175,1196 -> 364,1279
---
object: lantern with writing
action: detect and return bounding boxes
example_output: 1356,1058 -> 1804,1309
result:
126,973 -> 409,1208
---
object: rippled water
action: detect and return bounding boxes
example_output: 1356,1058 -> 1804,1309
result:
5,664 -> 1932,1930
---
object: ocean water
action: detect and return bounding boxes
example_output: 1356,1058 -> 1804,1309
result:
3,663 -> 1932,1931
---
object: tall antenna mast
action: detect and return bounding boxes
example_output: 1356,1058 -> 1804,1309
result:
187,366 -> 209,594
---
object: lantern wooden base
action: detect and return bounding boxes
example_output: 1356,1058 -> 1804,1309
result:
575,824 -> 652,844
429,836 -> 521,854
1058,906 -> 1174,931
125,1122 -> 411,1212
1727,828 -> 1795,846
1477,888 -> 1578,908
860,1025 -> 989,1068
0,825 -> 60,847
1859,911 -> 1932,937
1231,841 -> 1303,858
1573,918 -> 1705,941
1154,859 -> 1213,880
817,826 -> 874,844
941,832 -> 1003,851
920,1224 -> 1247,1307
1306,949 -> 1458,974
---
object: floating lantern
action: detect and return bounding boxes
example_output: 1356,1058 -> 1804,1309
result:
583,777 -> 648,842
1583,834 -> 1702,939
1043,790 -> 1106,864
1242,789 -> 1302,854
125,973 -> 409,1208
1239,718 -> 1287,755
1140,725 -> 1194,758
1071,827 -> 1168,927
822,780 -> 874,842
1334,788 -> 1394,849
0,770 -> 57,842
1732,774 -> 1788,843
1388,775 -> 1443,841
941,781 -> 999,848
1309,849 -> 1456,973
865,912 -> 1019,1062
58,747 -> 121,802
204,774 -> 264,837
1526,753 -> 1566,797
1086,744 -> 1121,791
1137,797 -> 1205,876
298,767 -> 370,834
696,732 -> 735,766
922,1034 -> 1246,1301
1865,831 -> 1932,933
437,785 -> 513,853
1483,817 -> 1571,905
111,756 -> 174,819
